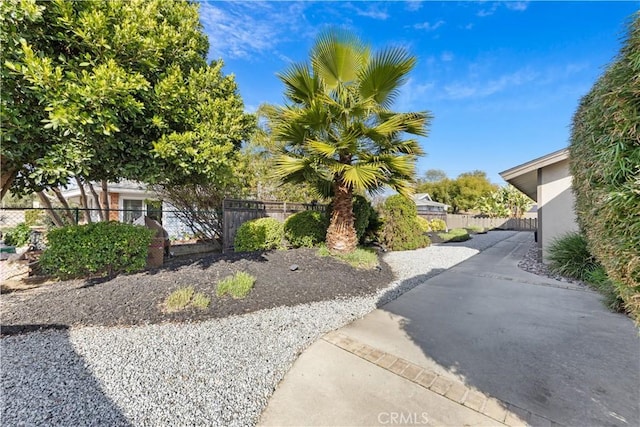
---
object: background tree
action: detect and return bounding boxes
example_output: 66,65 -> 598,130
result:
1,0 -> 253,221
476,185 -> 533,218
416,170 -> 496,213
267,30 -> 431,253
421,169 -> 447,183
569,12 -> 640,321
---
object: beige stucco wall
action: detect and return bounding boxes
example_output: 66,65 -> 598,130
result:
537,159 -> 579,262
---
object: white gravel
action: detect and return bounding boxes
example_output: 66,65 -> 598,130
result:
1,231 -> 518,426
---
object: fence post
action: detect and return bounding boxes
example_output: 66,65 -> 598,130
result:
74,208 -> 79,224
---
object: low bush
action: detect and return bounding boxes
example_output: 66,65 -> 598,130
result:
216,271 -> 256,299
234,217 -> 284,252
547,232 -> 599,282
284,210 -> 326,248
317,245 -> 379,269
416,216 -> 431,233
39,221 -> 155,279
377,195 -> 430,251
437,228 -> 470,243
585,267 -> 625,312
3,223 -> 31,247
429,218 -> 447,232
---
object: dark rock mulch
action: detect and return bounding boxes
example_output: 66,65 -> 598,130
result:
1,248 -> 394,335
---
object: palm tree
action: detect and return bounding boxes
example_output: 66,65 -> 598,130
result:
267,30 -> 431,253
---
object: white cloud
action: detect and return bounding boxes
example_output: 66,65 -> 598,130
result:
414,20 -> 445,31
464,23 -> 474,30
441,51 -> 454,62
477,3 -> 499,17
442,68 -> 539,100
506,1 -> 529,12
405,1 -> 423,12
200,2 -> 313,60
348,3 -> 389,20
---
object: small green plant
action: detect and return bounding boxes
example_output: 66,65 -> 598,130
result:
3,223 -> 31,247
191,292 -> 211,310
547,232 -> 598,282
216,271 -> 256,299
40,222 -> 155,279
429,218 -> 447,232
234,217 -> 284,252
164,286 -> 211,312
416,216 -> 431,233
317,245 -> 379,269
165,287 -> 195,312
437,228 -> 470,242
284,210 -> 326,248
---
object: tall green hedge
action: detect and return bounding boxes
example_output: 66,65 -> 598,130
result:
378,195 -> 430,251
569,12 -> 640,322
284,210 -> 326,248
234,217 -> 284,252
40,222 -> 155,279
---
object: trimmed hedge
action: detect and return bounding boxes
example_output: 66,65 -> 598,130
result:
429,218 -> 447,232
40,222 -> 155,279
378,195 -> 430,251
569,13 -> 640,321
234,217 -> 284,252
284,210 -> 326,248
416,216 -> 431,233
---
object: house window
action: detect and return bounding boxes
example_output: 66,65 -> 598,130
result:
123,199 -> 143,223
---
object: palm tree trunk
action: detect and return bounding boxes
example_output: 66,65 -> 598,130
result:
326,179 -> 357,254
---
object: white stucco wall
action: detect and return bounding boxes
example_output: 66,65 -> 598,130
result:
537,159 -> 579,262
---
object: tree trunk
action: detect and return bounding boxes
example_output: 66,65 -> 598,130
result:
87,182 -> 105,221
100,180 -> 109,221
52,188 -> 77,224
37,192 -> 65,227
0,169 -> 17,201
326,179 -> 357,254
75,177 -> 92,223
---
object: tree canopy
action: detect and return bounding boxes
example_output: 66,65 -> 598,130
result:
266,29 -> 431,253
416,170 -> 496,213
1,0 -> 254,201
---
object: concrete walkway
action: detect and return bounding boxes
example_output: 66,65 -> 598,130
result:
260,232 -> 640,427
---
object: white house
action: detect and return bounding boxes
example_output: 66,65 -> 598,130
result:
412,193 -> 449,214
58,180 -> 192,239
500,148 -> 579,261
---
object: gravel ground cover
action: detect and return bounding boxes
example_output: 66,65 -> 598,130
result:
1,231 -> 518,427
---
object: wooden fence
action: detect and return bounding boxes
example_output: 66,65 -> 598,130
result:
222,199 -> 325,252
444,214 -> 537,231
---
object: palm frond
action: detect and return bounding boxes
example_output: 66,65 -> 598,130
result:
307,139 -> 338,158
342,164 -> 384,191
311,29 -> 367,89
359,47 -> 416,108
277,62 -> 320,105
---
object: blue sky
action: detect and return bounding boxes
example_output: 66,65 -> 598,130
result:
198,1 -> 638,185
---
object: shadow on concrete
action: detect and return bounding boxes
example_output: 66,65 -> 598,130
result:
1,325 -> 131,425
380,234 -> 640,426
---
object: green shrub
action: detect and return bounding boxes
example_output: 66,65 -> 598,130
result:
3,223 -> 31,247
25,209 -> 45,226
284,210 -> 326,248
377,195 -> 430,251
216,271 -> 256,299
569,14 -> 640,322
429,218 -> 447,232
416,216 -> 431,232
234,217 -> 284,252
317,244 -> 379,269
437,228 -> 470,243
547,232 -> 599,282
40,221 -> 155,279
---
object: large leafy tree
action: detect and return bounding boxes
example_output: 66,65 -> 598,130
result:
267,30 -> 431,253
416,170 -> 496,213
1,0 -> 253,215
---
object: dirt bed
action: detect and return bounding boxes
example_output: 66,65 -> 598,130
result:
1,248 -> 394,335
